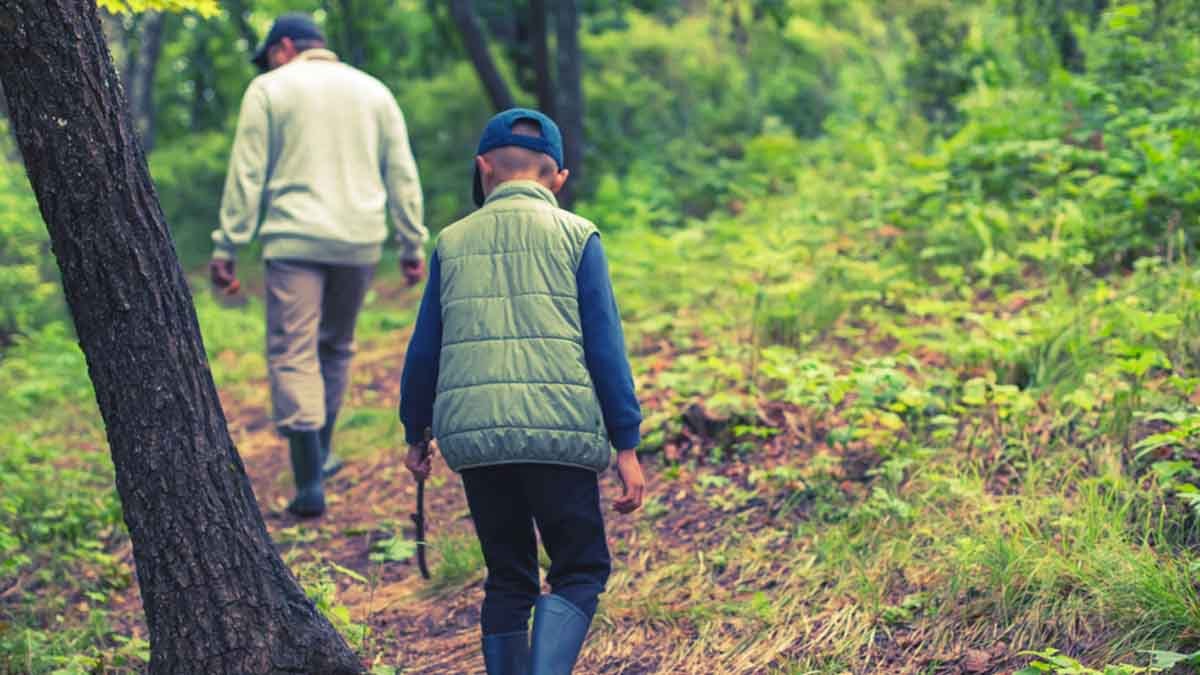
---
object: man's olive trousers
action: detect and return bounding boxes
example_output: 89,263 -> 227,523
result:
265,259 -> 375,433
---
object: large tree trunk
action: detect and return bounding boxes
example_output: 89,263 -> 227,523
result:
0,2 -> 364,674
449,0 -> 516,112
530,0 -> 556,118
555,0 -> 584,209
126,11 -> 165,151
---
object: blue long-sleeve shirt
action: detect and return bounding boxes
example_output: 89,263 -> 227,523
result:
399,234 -> 643,450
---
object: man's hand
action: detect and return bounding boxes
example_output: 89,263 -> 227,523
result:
401,258 -> 426,287
613,449 -> 645,514
209,258 -> 240,295
405,442 -> 432,481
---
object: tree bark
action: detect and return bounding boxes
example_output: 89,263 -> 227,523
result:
555,0 -> 584,209
530,0 -> 556,117
127,11 -> 164,151
0,2 -> 364,673
450,0 -> 516,112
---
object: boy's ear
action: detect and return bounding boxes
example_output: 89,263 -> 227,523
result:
548,168 -> 569,195
475,155 -> 492,199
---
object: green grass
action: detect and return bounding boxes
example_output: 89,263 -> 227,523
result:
0,326 -> 134,672
427,533 -> 486,593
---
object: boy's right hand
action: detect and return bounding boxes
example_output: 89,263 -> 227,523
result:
614,449 -> 645,514
400,258 -> 426,287
405,442 -> 432,481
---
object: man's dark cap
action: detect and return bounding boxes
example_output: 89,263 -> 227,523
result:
473,108 -> 564,207
252,13 -> 325,72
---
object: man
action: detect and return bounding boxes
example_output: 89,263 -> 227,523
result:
210,13 -> 427,518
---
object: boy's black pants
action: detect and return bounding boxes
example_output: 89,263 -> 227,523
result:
461,463 -> 612,636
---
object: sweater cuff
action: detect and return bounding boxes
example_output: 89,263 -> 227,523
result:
404,425 -> 428,445
609,422 -> 641,451
211,245 -> 236,261
398,245 -> 426,263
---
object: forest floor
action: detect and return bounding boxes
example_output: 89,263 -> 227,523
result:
100,282 -> 832,675
90,275 -> 1030,675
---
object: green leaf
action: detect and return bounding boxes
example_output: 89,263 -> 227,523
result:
1145,650 -> 1200,668
369,537 -> 418,564
328,561 -> 368,584
97,0 -> 221,17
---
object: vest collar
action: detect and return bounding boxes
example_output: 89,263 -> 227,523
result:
295,49 -> 340,64
484,180 -> 559,208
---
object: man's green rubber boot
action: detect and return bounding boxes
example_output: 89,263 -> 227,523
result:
286,430 -> 325,518
318,413 -> 344,479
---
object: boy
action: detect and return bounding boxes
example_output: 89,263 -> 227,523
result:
399,108 -> 645,675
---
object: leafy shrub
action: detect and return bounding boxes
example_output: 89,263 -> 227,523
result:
148,131 -> 233,269
0,137 -> 63,346
579,12 -> 834,227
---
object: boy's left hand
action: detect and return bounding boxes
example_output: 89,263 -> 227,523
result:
614,449 -> 645,514
405,442 -> 433,481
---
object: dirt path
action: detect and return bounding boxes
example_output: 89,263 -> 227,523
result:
233,335 -> 490,674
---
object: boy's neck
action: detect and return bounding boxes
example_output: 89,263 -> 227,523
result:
488,177 -> 553,194
485,179 -> 558,205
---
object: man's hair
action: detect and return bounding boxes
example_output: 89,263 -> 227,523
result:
485,120 -> 560,181
292,38 -> 326,52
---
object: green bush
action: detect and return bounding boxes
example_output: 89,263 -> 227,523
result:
579,12 -> 835,227
148,131 -> 233,269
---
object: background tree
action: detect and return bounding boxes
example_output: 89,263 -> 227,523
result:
0,1 -> 363,672
326,0 -> 368,68
446,0 -> 586,208
449,0 -> 516,111
904,3 -> 979,127
555,0 -> 585,209
529,0 -> 556,117
223,0 -> 259,54
125,12 -> 166,150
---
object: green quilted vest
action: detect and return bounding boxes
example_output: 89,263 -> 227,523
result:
432,181 -> 611,472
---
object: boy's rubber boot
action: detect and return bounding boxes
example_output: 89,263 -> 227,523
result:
529,594 -> 591,675
286,430 -> 326,518
318,413 -> 344,479
482,630 -> 531,675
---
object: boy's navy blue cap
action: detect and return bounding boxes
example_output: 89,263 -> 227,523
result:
252,14 -> 325,72
473,108 -> 564,207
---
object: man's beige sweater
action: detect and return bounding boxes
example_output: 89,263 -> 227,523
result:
212,49 -> 427,265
